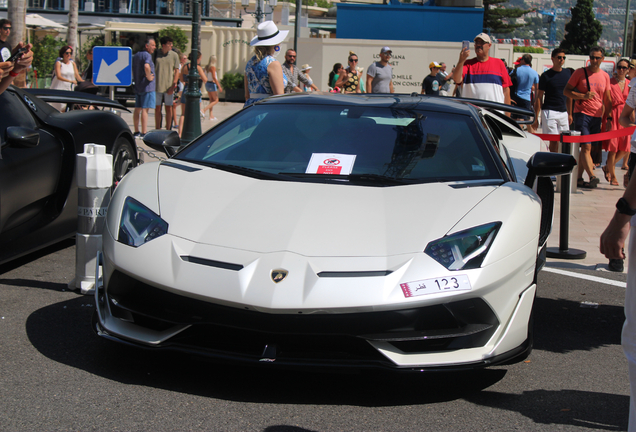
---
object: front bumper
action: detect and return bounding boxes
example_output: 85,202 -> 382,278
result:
94,230 -> 537,370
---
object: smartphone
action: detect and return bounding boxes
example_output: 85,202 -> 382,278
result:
6,47 -> 27,63
462,40 -> 470,51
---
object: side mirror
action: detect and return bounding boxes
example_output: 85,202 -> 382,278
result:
142,129 -> 181,157
524,152 -> 577,188
5,126 -> 40,148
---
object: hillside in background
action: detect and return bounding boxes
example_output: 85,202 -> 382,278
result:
494,0 -> 633,51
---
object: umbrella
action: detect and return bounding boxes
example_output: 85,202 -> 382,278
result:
25,14 -> 67,29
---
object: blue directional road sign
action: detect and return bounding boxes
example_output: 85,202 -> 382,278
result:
93,46 -> 132,86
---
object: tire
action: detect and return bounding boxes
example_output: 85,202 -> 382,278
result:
111,137 -> 137,183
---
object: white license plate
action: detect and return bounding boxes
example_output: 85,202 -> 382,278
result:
400,275 -> 471,298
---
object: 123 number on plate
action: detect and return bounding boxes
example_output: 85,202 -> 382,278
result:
400,275 -> 471,298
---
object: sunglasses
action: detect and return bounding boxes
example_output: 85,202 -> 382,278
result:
618,66 -> 629,70
589,56 -> 603,60
64,51 -> 72,55
2,26 -> 11,30
555,56 -> 566,60
349,59 -> 358,62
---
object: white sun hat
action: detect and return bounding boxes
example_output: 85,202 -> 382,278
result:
250,21 -> 289,47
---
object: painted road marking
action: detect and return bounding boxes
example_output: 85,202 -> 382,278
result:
543,267 -> 626,288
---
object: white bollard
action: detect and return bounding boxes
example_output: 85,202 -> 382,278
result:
69,144 -> 113,295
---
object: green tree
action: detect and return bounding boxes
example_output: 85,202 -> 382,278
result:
31,35 -> 65,78
484,0 -> 531,35
76,35 -> 121,71
559,0 -> 602,55
158,26 -> 188,53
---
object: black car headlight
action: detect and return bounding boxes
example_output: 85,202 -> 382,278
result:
425,222 -> 501,270
118,197 -> 168,247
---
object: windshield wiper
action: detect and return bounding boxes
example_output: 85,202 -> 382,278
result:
189,160 -> 283,180
278,172 -> 412,186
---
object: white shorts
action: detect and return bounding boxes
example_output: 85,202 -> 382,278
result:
541,109 -> 569,135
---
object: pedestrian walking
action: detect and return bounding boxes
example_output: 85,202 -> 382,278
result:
564,46 -> 612,189
366,46 -> 394,93
533,48 -> 572,152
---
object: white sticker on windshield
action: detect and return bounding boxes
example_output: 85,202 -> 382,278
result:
306,153 -> 356,175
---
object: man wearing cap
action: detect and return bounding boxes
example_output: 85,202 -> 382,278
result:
366,47 -> 394,94
282,49 -> 319,93
421,62 -> 443,96
533,48 -> 572,152
512,54 -> 539,132
451,33 -> 512,106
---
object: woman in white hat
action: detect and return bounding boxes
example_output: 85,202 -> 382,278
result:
244,21 -> 289,107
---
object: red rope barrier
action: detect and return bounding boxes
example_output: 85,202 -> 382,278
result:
533,126 -> 636,143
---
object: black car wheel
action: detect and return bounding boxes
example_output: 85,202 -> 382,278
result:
112,137 -> 137,183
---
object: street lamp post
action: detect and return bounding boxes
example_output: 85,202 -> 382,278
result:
181,0 -> 202,146
241,0 -> 277,24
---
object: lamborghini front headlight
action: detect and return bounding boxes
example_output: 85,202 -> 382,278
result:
118,197 -> 168,247
424,222 -> 501,270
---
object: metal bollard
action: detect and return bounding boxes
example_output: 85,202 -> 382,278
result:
69,144 -> 113,294
546,131 -> 586,260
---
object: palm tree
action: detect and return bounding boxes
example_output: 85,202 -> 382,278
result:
67,0 -> 79,55
7,0 -> 26,87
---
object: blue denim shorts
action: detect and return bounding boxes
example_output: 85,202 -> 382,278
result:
573,112 -> 602,145
205,82 -> 218,92
135,91 -> 155,109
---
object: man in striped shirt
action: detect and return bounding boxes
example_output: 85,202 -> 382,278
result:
451,33 -> 512,106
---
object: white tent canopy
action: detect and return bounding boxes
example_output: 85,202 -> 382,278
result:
25,14 -> 67,29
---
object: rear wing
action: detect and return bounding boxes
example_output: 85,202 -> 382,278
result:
25,88 -> 130,112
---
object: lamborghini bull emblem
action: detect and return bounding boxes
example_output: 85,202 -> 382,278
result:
271,269 -> 288,283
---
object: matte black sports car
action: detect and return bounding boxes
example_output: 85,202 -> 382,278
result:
0,86 -> 137,265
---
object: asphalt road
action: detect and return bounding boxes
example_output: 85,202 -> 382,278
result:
0,243 -> 630,431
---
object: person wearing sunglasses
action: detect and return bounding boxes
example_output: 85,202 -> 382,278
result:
600,58 -> 632,192
0,19 -> 12,62
49,45 -> 84,111
338,51 -> 363,93
282,48 -> 318,93
564,46 -> 612,189
533,48 -> 573,153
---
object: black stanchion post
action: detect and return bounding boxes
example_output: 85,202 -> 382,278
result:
546,131 -> 587,259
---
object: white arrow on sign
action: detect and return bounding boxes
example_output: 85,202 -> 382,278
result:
96,50 -> 129,84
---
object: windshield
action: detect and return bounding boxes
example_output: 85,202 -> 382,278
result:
175,104 -> 501,184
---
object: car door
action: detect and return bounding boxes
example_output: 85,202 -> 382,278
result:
0,90 -> 63,235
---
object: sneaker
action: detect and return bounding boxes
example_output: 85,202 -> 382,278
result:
588,176 -> 600,188
172,125 -> 179,130
200,110 -> 205,119
209,117 -> 218,121
608,259 -> 624,272
133,132 -> 142,138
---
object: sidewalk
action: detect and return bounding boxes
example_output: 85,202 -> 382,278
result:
115,102 -> 628,273
118,101 -> 245,155
548,175 -> 629,273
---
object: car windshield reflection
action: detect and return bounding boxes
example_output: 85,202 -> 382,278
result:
175,104 -> 501,184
